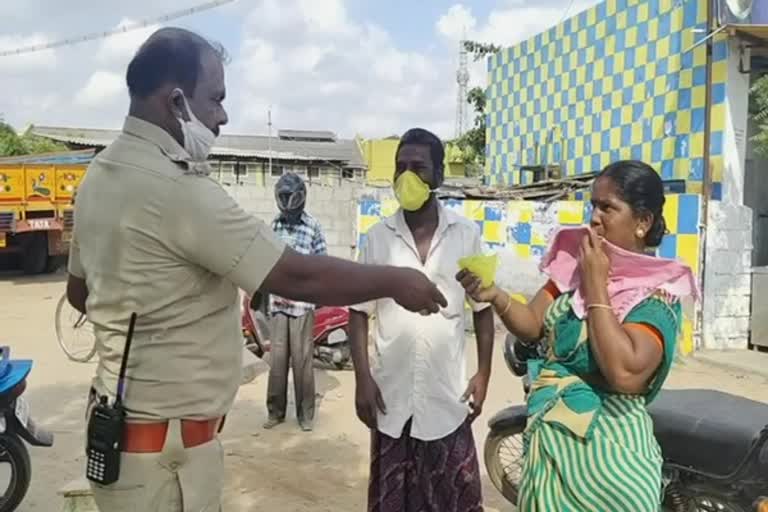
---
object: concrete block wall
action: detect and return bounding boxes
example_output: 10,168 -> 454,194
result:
224,179 -> 371,259
702,201 -> 754,349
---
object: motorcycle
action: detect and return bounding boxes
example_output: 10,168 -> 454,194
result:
0,346 -> 54,511
484,334 -> 768,512
241,293 -> 353,370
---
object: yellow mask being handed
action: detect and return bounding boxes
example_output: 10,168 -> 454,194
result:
394,171 -> 433,211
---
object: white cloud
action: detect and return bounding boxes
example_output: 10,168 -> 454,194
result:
0,33 -> 57,72
96,18 -> 161,63
75,71 -> 125,107
436,5 -> 477,41
231,0 -> 456,138
297,0 -> 350,35
0,0 -> 604,141
436,1 -> 602,90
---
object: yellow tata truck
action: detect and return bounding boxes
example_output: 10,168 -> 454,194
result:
0,150 -> 91,274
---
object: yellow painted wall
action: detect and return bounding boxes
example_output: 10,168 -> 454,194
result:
363,139 -> 398,184
363,138 -> 466,184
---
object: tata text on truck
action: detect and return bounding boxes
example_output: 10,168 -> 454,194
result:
0,150 -> 91,274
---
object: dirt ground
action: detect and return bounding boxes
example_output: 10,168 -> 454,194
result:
2,270 -> 767,512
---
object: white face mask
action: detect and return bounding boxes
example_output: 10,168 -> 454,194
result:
173,89 -> 216,162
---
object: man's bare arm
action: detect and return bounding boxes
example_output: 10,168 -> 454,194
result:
260,248 -> 446,314
66,274 -> 88,314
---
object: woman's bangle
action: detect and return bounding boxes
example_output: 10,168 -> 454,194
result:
495,294 -> 513,317
587,303 -> 613,311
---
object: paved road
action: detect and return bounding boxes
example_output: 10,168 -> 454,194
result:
1,271 -> 767,511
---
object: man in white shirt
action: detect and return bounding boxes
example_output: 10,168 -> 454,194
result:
350,128 -> 494,512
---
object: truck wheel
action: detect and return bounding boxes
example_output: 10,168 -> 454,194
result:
21,232 -> 48,275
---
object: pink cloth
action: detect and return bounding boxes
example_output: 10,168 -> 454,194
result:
539,226 -> 701,322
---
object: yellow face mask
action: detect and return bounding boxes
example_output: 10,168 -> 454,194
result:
394,170 -> 432,211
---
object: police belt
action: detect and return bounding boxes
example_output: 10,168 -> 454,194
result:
90,388 -> 226,453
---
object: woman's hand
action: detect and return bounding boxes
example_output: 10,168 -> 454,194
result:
579,228 -> 610,294
456,269 -> 500,304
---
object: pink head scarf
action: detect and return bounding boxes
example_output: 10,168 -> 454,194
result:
538,226 -> 701,322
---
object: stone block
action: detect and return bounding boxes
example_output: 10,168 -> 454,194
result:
313,187 -> 334,202
708,250 -> 752,274
707,228 -> 754,251
707,273 -> 752,296
707,316 -> 750,341
325,230 -> 341,246
712,295 -> 752,317
708,202 -> 753,229
333,184 -> 354,201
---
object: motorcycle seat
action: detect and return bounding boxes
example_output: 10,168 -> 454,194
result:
649,389 -> 768,477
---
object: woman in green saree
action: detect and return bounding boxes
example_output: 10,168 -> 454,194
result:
458,161 -> 699,511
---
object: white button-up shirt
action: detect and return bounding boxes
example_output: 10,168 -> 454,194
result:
352,205 -> 490,441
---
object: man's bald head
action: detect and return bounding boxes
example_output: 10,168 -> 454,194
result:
126,27 -> 228,99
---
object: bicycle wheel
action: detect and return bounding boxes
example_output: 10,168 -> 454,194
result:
55,294 -> 96,363
484,425 -> 526,505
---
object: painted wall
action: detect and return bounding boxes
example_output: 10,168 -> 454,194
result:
484,0 -> 728,197
361,139 -> 399,184
361,138 -> 466,184
698,38 -> 755,350
357,194 -> 701,354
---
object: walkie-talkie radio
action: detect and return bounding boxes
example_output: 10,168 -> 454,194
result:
86,312 -> 137,485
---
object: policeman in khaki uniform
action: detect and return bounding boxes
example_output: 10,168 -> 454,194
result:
67,27 -> 446,512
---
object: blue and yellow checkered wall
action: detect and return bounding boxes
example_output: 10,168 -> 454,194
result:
485,0 -> 728,200
357,194 -> 701,271
357,193 -> 701,353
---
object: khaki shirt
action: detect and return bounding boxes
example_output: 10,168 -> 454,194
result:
69,116 -> 285,421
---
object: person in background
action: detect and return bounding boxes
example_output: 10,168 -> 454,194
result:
458,161 -> 699,511
264,173 -> 326,432
350,128 -> 494,512
66,28 -> 447,512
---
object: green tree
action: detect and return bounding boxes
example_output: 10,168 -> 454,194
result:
446,41 -> 501,175
0,118 -> 25,156
0,116 -> 67,156
750,75 -> 768,157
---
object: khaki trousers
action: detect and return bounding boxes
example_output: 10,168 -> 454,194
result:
87,398 -> 224,512
266,311 -> 316,423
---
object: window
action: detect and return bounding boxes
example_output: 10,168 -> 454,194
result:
270,165 -> 283,177
308,166 -> 320,178
342,168 -> 354,179
220,162 -> 236,177
233,162 -> 248,179
244,163 -> 262,177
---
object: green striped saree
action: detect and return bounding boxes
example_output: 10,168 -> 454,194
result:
518,292 -> 681,511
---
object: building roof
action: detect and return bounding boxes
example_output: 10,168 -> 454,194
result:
31,125 -> 366,168
0,148 -> 96,165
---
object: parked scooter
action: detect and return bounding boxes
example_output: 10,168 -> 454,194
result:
0,347 -> 54,511
241,294 -> 353,370
484,334 -> 768,512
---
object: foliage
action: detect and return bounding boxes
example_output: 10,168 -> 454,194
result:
749,75 -> 768,157
445,40 -> 502,175
0,117 -> 67,157
463,41 -> 502,62
446,39 -> 497,173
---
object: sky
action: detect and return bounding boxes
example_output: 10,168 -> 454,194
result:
0,0 -> 600,140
